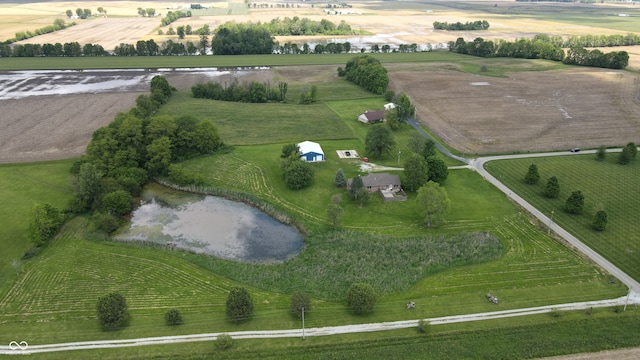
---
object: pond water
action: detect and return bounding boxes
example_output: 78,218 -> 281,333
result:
114,187 -> 303,263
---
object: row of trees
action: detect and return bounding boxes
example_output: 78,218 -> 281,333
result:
13,19 -> 72,42
66,8 -> 93,19
534,33 -> 640,49
161,10 -> 192,26
449,36 -> 628,69
433,20 -> 490,31
137,7 -> 156,17
192,80 -> 288,103
211,23 -> 274,55
338,55 -> 389,95
524,164 -> 606,231
260,17 -> 356,36
0,41 -> 107,57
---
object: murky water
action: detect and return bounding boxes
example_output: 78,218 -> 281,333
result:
0,67 -> 269,100
114,187 -> 303,263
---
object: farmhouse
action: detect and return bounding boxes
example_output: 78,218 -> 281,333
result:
358,110 -> 385,124
348,173 -> 401,193
297,141 -> 325,162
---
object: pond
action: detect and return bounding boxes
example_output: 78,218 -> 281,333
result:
113,185 -> 304,263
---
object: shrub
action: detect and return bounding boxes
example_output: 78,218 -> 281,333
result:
592,210 -> 608,231
101,190 -> 133,216
164,308 -> 183,326
524,164 -> 540,184
290,291 -> 311,318
216,333 -> 233,350
346,283 -> 377,314
550,309 -> 562,318
418,319 -> 430,334
565,190 -> 585,214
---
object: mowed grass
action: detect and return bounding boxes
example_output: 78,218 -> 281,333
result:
0,160 -> 75,297
485,153 -> 640,282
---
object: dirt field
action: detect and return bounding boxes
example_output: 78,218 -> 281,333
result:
538,347 -> 640,360
388,63 -> 640,154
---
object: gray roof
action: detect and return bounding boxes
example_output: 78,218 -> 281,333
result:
360,173 -> 401,187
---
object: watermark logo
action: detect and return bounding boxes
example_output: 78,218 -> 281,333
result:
9,341 -> 28,351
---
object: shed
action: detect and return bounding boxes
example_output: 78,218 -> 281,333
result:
384,103 -> 396,110
358,110 -> 385,124
297,141 -> 325,162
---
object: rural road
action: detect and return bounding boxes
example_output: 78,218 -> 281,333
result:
2,293 -> 637,355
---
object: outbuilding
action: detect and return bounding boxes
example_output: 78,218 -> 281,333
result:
297,141 -> 325,162
357,110 -> 385,124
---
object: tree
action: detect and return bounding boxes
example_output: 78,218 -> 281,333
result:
596,145 -> 606,161
426,156 -> 449,184
96,292 -> 129,330
327,203 -> 343,228
215,334 -> 233,350
177,26 -> 185,39
348,175 -> 364,200
543,176 -> 560,198
403,154 -> 429,192
407,133 -> 425,154
592,210 -> 608,231
26,203 -> 64,246
146,137 -> 172,176
421,139 -> 437,158
290,291 -> 311,318
365,124 -> 395,159
226,287 -> 254,323
66,9 -> 73,18
334,168 -> 346,188
565,190 -> 585,214
102,190 -> 132,217
524,164 -> 540,184
283,160 -> 314,190
346,283 -> 377,314
415,181 -> 450,227
355,187 -> 370,207
281,143 -> 300,159
618,145 -> 633,165
393,93 -> 416,122
164,308 -> 183,325
385,110 -> 401,130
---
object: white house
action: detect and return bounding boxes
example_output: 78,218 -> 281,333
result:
297,141 -> 325,162
384,103 -> 396,110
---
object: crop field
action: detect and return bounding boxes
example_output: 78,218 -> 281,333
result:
485,153 -> 640,282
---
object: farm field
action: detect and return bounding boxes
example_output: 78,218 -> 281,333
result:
2,0 -> 640,358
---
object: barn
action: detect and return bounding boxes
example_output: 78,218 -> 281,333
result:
357,110 -> 385,124
297,141 -> 325,162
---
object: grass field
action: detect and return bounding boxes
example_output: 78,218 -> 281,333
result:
485,153 -> 640,282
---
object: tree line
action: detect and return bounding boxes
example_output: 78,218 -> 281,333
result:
433,20 -> 490,31
12,19 -> 74,43
449,36 -> 628,69
211,23 -> 274,55
261,16 -> 357,36
192,80 -> 288,103
161,10 -> 192,26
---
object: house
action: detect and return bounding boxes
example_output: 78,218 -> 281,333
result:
297,141 -> 325,162
357,110 -> 385,124
347,173 -> 401,193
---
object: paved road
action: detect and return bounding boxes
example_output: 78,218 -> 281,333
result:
2,293 -> 637,355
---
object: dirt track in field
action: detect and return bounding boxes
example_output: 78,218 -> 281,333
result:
538,347 -> 640,360
388,63 -> 640,154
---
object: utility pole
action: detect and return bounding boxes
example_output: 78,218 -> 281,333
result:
397,150 -> 401,166
547,209 -> 555,235
624,291 -> 631,312
302,307 -> 305,340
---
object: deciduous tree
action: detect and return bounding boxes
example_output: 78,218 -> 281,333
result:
226,287 -> 254,323
403,154 -> 429,192
26,203 -> 64,246
290,291 -> 311,318
348,176 -> 364,200
327,203 -> 343,228
283,160 -> 314,189
164,308 -> 183,325
592,210 -> 608,231
416,181 -> 450,227
346,283 -> 376,314
365,124 -> 395,159
96,292 -> 129,330
426,156 -> 449,184
102,190 -> 132,217
596,145 -> 606,161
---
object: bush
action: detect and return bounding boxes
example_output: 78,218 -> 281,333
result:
164,308 -> 183,326
418,319 -> 430,334
96,292 -> 130,330
226,287 -> 253,323
283,160 -> 314,190
592,210 -> 608,231
346,283 -> 377,314
91,212 -> 120,234
565,190 -> 585,215
216,333 -> 233,350
290,291 -> 311,318
101,190 -> 132,216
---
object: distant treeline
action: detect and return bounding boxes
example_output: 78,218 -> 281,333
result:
262,16 -> 357,35
192,80 -> 288,103
0,42 -> 106,57
161,10 -> 192,26
5,19 -> 74,44
433,20 -> 489,31
449,36 -> 629,69
535,33 -> 640,48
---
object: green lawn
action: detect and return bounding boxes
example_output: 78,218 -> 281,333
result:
485,153 -> 640,282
